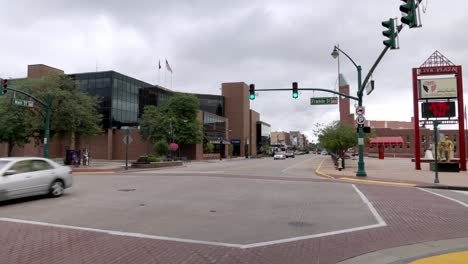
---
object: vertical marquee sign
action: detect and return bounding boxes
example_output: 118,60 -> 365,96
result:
412,51 -> 465,171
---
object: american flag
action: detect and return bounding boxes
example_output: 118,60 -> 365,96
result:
166,59 -> 173,73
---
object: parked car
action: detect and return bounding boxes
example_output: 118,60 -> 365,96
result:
285,151 -> 295,158
274,152 -> 286,160
321,151 -> 328,155
0,157 -> 73,202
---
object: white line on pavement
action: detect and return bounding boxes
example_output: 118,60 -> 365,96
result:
418,188 -> 468,208
0,180 -> 388,249
0,217 -> 244,248
351,184 -> 387,226
240,184 -> 387,249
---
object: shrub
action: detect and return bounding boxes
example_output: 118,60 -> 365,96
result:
155,140 -> 169,156
204,142 -> 215,153
147,155 -> 158,162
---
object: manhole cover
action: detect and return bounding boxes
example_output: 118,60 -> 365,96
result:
118,189 -> 136,192
288,221 -> 313,227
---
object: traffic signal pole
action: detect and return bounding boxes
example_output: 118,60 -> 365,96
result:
2,87 -> 51,158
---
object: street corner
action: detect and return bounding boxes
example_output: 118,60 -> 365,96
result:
314,157 -> 336,179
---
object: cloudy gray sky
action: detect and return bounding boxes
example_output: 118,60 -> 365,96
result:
1,0 -> 467,141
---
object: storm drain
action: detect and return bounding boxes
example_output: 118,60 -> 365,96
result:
288,221 -> 313,227
118,188 -> 136,192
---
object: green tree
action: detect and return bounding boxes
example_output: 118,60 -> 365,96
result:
14,74 -> 103,149
0,97 -> 35,156
139,93 -> 203,145
318,121 -> 357,156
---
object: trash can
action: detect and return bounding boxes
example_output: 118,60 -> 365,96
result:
65,149 -> 81,166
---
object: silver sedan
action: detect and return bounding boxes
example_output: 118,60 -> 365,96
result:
0,157 -> 73,202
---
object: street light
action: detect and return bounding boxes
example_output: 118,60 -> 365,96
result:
331,45 -> 367,177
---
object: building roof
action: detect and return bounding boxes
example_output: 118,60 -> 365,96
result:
369,137 -> 406,145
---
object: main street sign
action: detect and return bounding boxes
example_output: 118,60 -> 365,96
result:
12,98 -> 34,108
310,97 -> 338,105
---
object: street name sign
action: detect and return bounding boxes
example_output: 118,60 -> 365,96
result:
12,98 -> 34,108
310,97 -> 338,105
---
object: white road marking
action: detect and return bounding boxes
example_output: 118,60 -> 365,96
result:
351,184 -> 387,226
0,174 -> 388,249
418,188 -> 468,208
0,217 -> 244,248
241,184 -> 386,248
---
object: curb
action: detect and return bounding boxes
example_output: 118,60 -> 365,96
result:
315,158 -> 333,179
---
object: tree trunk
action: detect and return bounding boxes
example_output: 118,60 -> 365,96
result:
7,140 -> 14,157
70,131 -> 76,150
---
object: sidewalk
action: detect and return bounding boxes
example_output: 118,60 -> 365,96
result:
318,155 -> 468,188
68,160 -> 126,173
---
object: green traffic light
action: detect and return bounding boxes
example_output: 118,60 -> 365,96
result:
382,19 -> 396,49
400,0 -> 417,28
249,94 -> 255,100
292,92 -> 298,99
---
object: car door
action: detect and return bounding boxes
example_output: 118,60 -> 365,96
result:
1,160 -> 35,200
30,159 -> 57,194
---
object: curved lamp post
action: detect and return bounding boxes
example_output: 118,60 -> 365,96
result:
331,45 -> 367,177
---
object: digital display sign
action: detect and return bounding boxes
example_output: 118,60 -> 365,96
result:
421,102 -> 456,118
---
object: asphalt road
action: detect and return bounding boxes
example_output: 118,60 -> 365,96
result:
136,153 -> 326,178
0,154 -> 380,245
2,154 -> 468,263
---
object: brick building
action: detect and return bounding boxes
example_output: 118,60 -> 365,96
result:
0,65 -> 268,160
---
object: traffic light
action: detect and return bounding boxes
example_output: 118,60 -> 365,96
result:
249,84 -> 255,100
382,18 -> 397,49
400,0 -> 417,28
1,79 -> 7,95
292,82 -> 299,99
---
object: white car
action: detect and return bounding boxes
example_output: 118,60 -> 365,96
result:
0,157 -> 73,202
274,152 -> 286,160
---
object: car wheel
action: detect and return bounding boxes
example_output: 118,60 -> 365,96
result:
49,180 -> 65,197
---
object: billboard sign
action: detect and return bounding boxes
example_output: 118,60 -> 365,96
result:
421,102 -> 456,118
419,78 -> 457,99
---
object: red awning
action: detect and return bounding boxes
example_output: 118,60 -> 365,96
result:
369,136 -> 407,146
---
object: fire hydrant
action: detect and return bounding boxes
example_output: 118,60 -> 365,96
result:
337,158 -> 343,171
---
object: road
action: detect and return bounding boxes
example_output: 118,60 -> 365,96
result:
1,154 -> 468,264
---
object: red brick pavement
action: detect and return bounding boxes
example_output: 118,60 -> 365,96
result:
1,183 -> 468,264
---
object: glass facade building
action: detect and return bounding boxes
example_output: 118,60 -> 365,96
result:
71,71 -> 225,131
203,112 -> 227,142
257,121 -> 271,153
71,71 -> 151,129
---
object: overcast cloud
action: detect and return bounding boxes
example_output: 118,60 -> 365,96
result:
1,0 -> 467,141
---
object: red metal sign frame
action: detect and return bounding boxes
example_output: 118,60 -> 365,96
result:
412,65 -> 466,171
